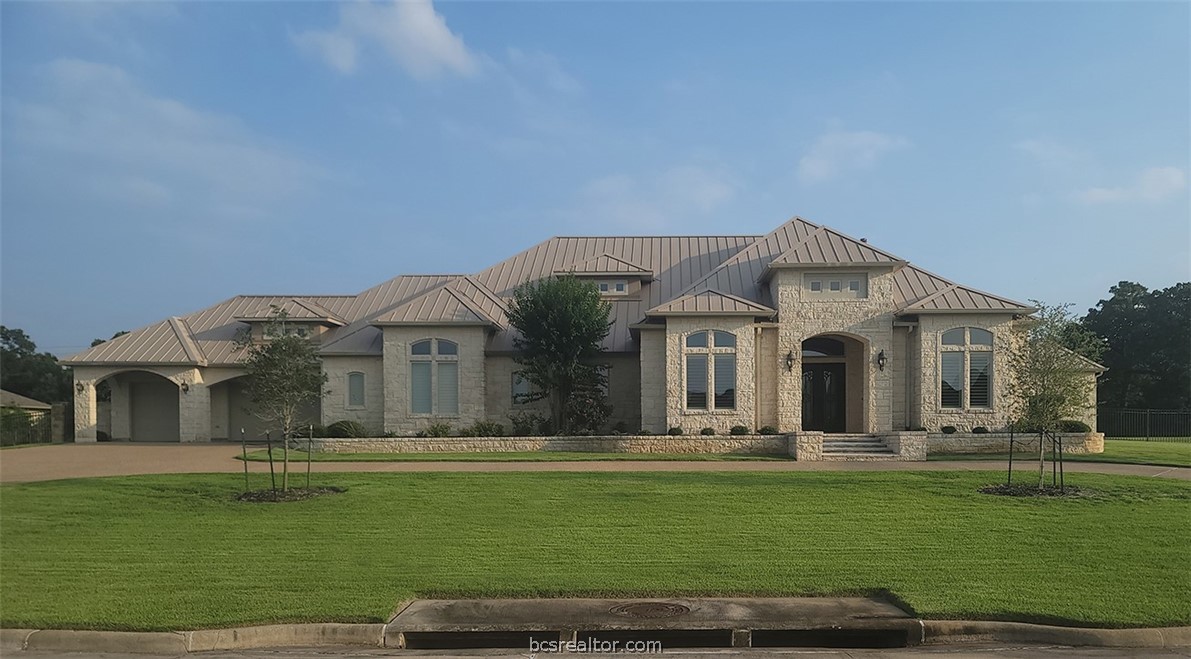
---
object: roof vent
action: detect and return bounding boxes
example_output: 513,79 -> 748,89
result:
860,238 -> 868,243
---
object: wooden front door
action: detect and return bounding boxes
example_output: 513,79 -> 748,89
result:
802,363 -> 846,433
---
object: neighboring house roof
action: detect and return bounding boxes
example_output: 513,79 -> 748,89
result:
61,217 -> 1033,365
0,390 -> 51,410
647,290 -> 776,317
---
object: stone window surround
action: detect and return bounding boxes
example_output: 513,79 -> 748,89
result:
409,338 -> 461,417
345,371 -> 366,410
683,330 -> 737,414
937,327 -> 994,414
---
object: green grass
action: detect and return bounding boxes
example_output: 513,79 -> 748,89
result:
929,439 -> 1191,468
239,449 -> 790,462
2,472 -> 1189,631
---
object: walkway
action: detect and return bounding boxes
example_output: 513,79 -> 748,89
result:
2,443 -> 1188,483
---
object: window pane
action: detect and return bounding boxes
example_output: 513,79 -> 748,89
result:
848,280 -> 860,291
941,328 -> 965,346
714,354 -> 736,410
969,328 -> 993,346
599,283 -> 609,292
810,281 -> 822,292
713,330 -> 735,348
802,337 -> 845,357
512,374 -> 530,403
686,354 -> 708,409
941,352 -> 963,408
685,331 -> 708,348
615,282 -> 625,292
410,362 -> 432,413
829,281 -> 841,291
411,340 -> 432,355
438,362 -> 459,414
347,373 -> 365,407
969,352 -> 992,408
436,340 -> 457,356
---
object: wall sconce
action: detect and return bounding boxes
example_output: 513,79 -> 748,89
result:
877,350 -> 887,371
784,351 -> 795,371
75,382 -> 85,393
180,382 -> 190,393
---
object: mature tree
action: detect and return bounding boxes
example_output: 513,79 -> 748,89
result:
1006,302 -> 1105,488
235,308 -> 327,491
0,327 -> 71,403
506,275 -> 613,434
1082,281 -> 1190,410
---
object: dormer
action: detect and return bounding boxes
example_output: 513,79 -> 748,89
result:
553,253 -> 654,298
234,298 -> 346,342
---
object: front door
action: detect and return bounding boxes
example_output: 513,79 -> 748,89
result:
802,363 -> 846,432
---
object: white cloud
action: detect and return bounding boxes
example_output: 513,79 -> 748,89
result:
7,58 -> 324,221
570,164 -> 738,230
292,0 -> 477,79
1076,167 -> 1187,204
506,48 -> 583,96
797,130 -> 910,184
1013,138 -> 1083,171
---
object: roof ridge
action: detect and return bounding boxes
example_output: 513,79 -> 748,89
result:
167,316 -> 207,366
668,216 -> 818,301
455,276 -> 510,312
441,285 -> 502,326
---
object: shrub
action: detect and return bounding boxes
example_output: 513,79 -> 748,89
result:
972,426 -> 990,434
462,421 -> 505,437
757,425 -> 780,435
638,429 -> 653,436
730,425 -> 751,436
611,421 -> 629,435
96,430 -> 111,442
941,426 -> 958,434
417,423 -> 452,438
307,425 -> 327,438
667,426 -> 684,436
700,427 -> 716,436
508,411 -> 548,436
1058,419 -> 1092,433
325,420 -> 370,438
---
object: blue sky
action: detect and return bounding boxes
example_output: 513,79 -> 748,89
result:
2,1 -> 1188,356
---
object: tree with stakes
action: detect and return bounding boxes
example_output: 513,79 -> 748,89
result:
1005,301 -> 1105,491
506,275 -> 613,435
234,307 -> 328,493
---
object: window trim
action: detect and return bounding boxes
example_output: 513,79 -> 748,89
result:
683,330 -> 738,413
938,327 -> 995,412
346,371 -> 366,409
409,338 -> 461,417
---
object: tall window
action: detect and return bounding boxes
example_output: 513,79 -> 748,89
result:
685,330 -> 737,410
940,327 -> 993,409
410,339 -> 459,415
346,372 -> 365,408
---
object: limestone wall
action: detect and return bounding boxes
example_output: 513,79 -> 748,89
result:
927,432 -> 1104,455
309,434 -> 789,455
663,317 -> 758,434
915,314 -> 1017,432
322,356 -> 385,434
638,329 -> 667,433
381,326 -> 488,435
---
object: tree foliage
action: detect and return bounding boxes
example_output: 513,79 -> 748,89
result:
0,327 -> 71,403
506,275 -> 612,434
1081,281 -> 1190,410
235,308 -> 327,491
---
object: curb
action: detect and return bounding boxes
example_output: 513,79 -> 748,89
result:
923,621 -> 1191,648
1,621 -> 1188,653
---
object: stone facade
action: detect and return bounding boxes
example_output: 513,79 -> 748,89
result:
663,317 -> 758,434
322,356 -> 385,434
927,432 -> 1104,455
309,435 -> 789,455
638,329 -> 667,433
381,326 -> 488,435
915,314 -> 1017,432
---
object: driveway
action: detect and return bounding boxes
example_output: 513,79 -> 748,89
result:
2,443 -> 1188,483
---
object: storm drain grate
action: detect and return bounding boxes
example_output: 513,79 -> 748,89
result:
608,602 -> 692,619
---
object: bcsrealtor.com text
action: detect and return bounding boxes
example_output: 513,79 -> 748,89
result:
530,636 -> 663,654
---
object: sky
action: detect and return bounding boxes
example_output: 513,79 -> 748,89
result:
1,1 -> 1188,357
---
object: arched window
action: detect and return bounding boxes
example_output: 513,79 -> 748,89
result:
940,327 -> 993,409
346,372 -> 366,408
410,339 -> 459,415
685,330 -> 736,410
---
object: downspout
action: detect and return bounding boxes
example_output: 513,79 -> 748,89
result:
754,325 -> 762,432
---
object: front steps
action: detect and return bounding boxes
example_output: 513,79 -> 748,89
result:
821,434 -> 897,461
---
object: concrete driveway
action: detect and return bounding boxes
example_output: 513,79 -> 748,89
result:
2,443 -> 1188,484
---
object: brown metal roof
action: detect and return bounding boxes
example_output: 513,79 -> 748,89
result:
767,226 -> 906,268
553,253 -> 653,277
647,290 -> 776,316
373,280 -> 503,327
1,389 -> 52,409
901,284 -> 1034,313
235,298 -> 346,325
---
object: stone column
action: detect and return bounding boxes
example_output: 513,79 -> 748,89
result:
176,368 -> 211,442
73,376 -> 97,442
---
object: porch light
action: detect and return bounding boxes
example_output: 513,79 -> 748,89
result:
877,350 -> 887,371
75,382 -> 85,393
784,351 -> 795,371
180,382 -> 190,393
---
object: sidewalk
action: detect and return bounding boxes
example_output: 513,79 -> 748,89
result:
3,443 -> 1188,483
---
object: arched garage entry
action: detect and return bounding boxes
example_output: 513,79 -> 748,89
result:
208,375 -> 321,441
98,370 -> 180,442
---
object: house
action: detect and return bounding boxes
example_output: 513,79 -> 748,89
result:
62,216 -> 1099,444
1,389 -> 53,414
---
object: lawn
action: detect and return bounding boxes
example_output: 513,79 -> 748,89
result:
2,471 -> 1188,632
929,439 -> 1191,468
240,449 -> 790,462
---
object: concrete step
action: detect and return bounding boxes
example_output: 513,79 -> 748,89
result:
821,453 -> 899,461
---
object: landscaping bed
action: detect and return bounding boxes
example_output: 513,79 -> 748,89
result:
929,439 -> 1191,468
2,471 -> 1188,630
239,449 -> 791,462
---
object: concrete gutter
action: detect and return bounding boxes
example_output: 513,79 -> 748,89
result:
1,620 -> 1188,653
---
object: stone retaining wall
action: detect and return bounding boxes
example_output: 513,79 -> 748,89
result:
308,435 -> 790,455
927,432 -> 1104,455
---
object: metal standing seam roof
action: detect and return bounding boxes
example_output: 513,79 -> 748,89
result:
235,298 -> 346,325
60,217 -> 1034,365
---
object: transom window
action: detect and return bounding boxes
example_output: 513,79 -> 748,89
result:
410,339 -> 459,415
346,372 -> 365,408
940,327 -> 993,410
804,273 -> 868,299
263,324 -> 310,339
597,281 -> 628,295
685,330 -> 736,410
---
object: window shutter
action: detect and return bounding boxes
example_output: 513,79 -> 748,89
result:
437,362 -> 459,415
714,354 -> 736,409
686,354 -> 708,409
941,352 -> 963,408
410,362 -> 432,413
969,352 -> 992,408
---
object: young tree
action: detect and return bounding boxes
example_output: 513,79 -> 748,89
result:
235,308 -> 327,492
506,275 -> 613,434
1006,302 -> 1105,488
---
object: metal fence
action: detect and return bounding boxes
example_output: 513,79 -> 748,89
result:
1098,408 -> 1191,441
0,407 -> 53,446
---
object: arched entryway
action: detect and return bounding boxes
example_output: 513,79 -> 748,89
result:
801,334 -> 867,433
97,370 -> 180,442
208,375 -> 321,440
